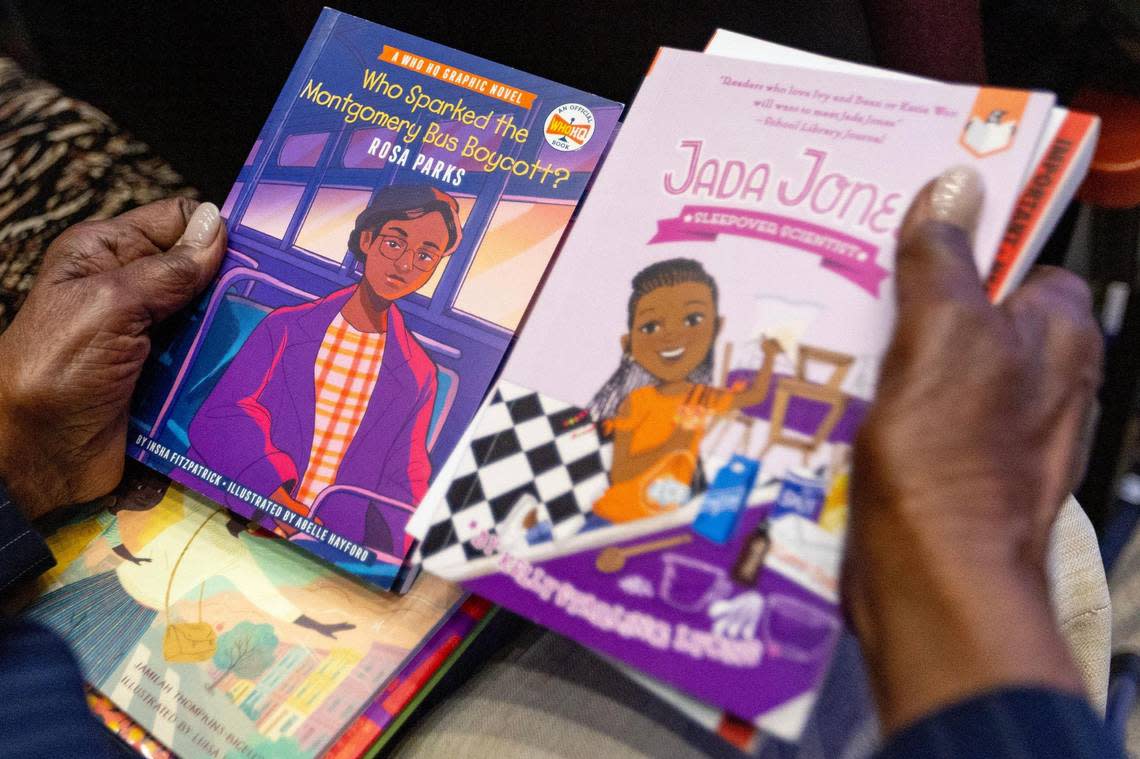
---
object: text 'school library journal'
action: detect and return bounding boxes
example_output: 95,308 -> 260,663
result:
126,7 -> 621,591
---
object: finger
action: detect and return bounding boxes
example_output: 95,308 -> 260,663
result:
118,202 -> 225,324
894,167 -> 989,324
1006,266 -> 1103,525
112,196 -> 201,253
1007,267 -> 1103,377
41,197 -> 202,280
1003,267 -> 1089,358
1005,266 -> 1095,327
1070,397 -> 1099,493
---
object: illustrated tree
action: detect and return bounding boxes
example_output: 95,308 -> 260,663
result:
207,621 -> 278,692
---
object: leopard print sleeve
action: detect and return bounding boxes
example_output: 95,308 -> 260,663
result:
0,57 -> 194,330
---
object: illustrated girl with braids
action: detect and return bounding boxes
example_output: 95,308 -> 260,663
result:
589,258 -> 780,523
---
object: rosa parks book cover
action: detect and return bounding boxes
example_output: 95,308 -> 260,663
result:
127,8 -> 621,589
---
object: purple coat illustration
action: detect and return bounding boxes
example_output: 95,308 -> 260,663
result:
177,285 -> 437,553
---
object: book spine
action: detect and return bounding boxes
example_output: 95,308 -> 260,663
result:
986,111 -> 1099,301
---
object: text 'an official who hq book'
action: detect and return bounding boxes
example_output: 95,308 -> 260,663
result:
411,46 -> 1060,739
127,7 -> 621,590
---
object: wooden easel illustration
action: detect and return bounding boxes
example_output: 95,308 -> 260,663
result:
718,340 -> 854,463
762,345 -> 854,464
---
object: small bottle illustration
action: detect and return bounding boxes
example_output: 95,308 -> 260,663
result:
732,519 -> 771,586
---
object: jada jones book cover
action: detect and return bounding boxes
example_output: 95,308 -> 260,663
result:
126,8 -> 621,590
412,47 -> 1054,738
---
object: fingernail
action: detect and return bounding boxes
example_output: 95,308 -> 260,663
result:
176,202 -> 221,248
928,166 -> 984,233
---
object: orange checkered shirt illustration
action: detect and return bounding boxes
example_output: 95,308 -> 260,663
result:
296,312 -> 386,507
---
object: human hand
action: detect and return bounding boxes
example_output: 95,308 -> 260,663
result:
0,199 -> 225,520
844,167 -> 1101,734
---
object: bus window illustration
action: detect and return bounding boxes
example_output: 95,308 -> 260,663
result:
588,259 -> 780,524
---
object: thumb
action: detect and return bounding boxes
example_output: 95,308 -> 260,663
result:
894,166 -> 989,324
121,202 -> 226,324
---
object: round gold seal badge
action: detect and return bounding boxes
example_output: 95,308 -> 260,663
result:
543,103 -> 596,152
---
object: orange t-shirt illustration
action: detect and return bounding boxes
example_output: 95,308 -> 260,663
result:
593,384 -> 734,523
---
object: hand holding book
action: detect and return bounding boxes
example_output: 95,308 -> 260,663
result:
0,199 -> 225,519
846,167 -> 1098,734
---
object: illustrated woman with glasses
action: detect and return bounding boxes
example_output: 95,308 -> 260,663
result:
182,185 -> 463,554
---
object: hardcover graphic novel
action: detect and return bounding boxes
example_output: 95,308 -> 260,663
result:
126,8 -> 621,589
27,480 -> 463,759
413,48 -> 1055,738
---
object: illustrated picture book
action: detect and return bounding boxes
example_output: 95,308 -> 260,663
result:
126,7 -> 621,590
411,45 -> 1059,739
26,475 -> 468,759
83,594 -> 495,759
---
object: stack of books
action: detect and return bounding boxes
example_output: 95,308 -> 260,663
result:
410,20 -> 1096,750
25,7 -> 1097,756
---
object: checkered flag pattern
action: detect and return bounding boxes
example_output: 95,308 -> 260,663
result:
419,381 -> 611,569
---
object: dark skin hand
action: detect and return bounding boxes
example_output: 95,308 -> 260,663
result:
845,166 -> 1100,735
0,198 -> 226,520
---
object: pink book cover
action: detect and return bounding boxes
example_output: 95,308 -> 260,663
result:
413,47 -> 1054,739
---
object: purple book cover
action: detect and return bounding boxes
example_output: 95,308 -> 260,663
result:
127,7 -> 621,590
414,48 -> 1054,738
